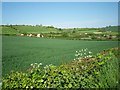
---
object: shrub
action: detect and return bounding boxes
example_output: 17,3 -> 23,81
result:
2,47 -> 119,89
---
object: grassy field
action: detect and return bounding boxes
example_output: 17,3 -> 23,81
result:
1,27 -> 19,35
2,36 -> 118,75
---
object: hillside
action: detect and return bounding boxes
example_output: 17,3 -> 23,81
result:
0,25 -> 119,40
102,26 -> 118,32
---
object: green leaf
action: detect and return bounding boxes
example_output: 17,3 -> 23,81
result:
68,83 -> 72,88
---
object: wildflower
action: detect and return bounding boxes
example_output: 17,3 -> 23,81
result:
49,64 -> 52,66
76,51 -> 78,53
26,86 -> 29,88
39,63 -> 42,65
74,59 -> 76,60
30,64 -> 33,66
79,50 -> 81,52
89,55 -> 92,57
31,86 -> 33,89
81,66 -> 84,69
89,51 -> 92,54
84,49 -> 87,51
79,59 -> 81,62
75,54 -> 78,57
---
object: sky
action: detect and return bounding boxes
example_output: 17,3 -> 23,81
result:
2,2 -> 118,28
2,0 -> 120,2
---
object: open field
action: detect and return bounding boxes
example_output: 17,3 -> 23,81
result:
2,36 -> 118,75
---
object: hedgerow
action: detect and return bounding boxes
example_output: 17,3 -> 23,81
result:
2,48 -> 119,89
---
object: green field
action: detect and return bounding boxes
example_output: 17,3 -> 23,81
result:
2,36 -> 118,75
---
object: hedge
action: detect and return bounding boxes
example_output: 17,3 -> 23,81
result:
2,47 -> 119,89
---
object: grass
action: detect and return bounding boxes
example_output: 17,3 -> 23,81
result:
12,25 -> 59,34
2,36 -> 118,76
1,26 -> 19,35
2,47 -> 119,88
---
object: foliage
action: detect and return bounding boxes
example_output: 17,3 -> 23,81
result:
1,25 -> 118,40
2,47 -> 119,89
2,36 -> 118,75
61,32 -> 69,37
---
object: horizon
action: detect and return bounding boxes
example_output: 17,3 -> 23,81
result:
1,24 -> 118,29
2,2 -> 118,28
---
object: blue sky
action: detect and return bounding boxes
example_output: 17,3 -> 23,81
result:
2,2 -> 118,28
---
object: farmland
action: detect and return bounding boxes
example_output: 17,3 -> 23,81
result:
1,25 -> 119,88
2,2 -> 119,88
2,35 -> 118,76
0,25 -> 119,40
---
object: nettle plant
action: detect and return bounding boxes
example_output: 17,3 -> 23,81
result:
74,48 -> 93,61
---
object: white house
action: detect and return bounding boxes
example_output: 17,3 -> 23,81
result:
37,34 -> 40,37
41,35 -> 44,38
29,34 -> 32,37
20,34 -> 24,36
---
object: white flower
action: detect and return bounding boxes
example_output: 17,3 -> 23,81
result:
89,51 -> 92,54
79,60 -> 81,62
76,51 -> 78,53
31,86 -> 33,89
26,86 -> 29,88
30,64 -> 33,66
84,49 -> 87,51
81,66 -> 84,69
74,59 -> 76,60
49,64 -> 52,66
75,54 -> 78,57
39,63 -> 42,65
44,66 -> 46,69
89,55 -> 92,57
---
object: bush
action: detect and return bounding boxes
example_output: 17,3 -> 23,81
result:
2,47 -> 119,89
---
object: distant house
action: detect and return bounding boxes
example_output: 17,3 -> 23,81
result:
20,34 -> 24,36
41,35 -> 44,38
37,34 -> 40,37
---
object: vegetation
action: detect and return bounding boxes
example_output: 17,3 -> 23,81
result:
2,36 -> 118,76
0,25 -> 119,40
1,25 -> 119,89
2,47 -> 119,89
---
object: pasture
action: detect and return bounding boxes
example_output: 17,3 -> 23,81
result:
2,36 -> 118,75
